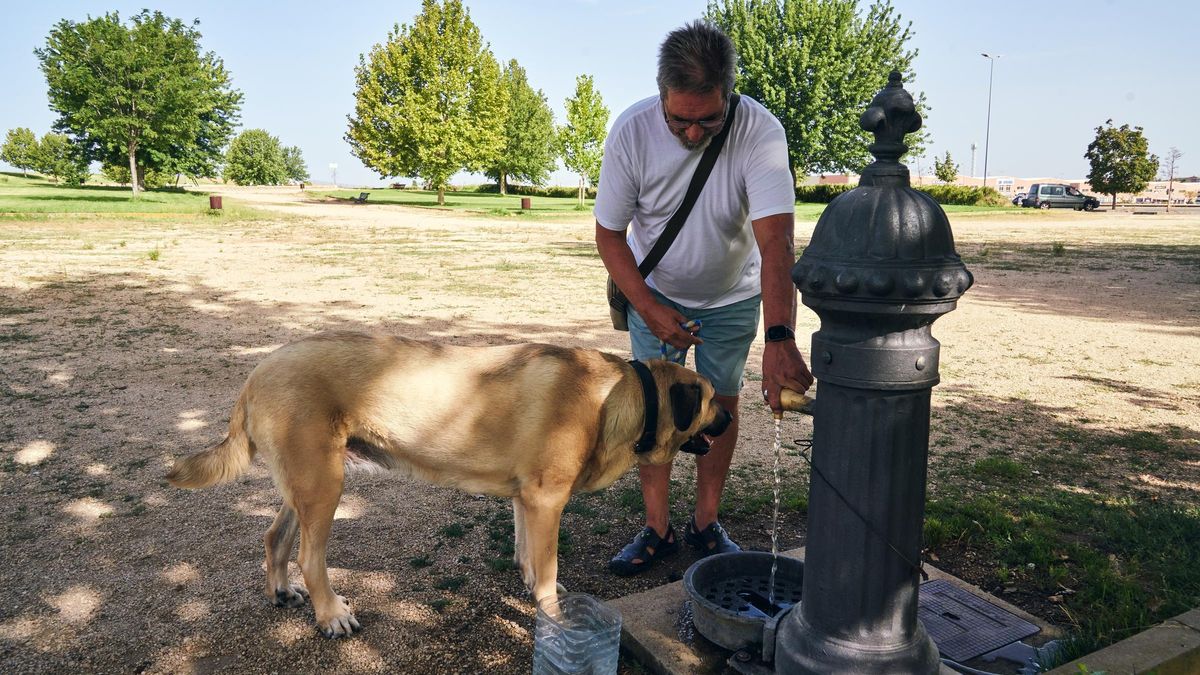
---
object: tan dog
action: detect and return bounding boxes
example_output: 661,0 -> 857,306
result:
167,331 -> 730,638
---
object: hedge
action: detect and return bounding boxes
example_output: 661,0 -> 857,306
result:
474,183 -> 596,199
795,182 -> 1008,207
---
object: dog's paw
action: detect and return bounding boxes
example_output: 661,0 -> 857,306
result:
272,584 -> 309,608
316,598 -> 360,639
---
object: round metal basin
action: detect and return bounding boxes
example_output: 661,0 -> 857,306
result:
683,551 -> 804,652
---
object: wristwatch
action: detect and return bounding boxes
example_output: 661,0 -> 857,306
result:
764,325 -> 795,343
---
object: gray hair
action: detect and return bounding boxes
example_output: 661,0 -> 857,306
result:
656,20 -> 737,100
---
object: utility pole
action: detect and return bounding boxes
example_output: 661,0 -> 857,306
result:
970,142 -> 977,179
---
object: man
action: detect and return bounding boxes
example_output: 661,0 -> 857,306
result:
595,20 -> 813,576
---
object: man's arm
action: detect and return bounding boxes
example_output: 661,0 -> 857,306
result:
595,222 -> 701,350
751,212 -> 813,410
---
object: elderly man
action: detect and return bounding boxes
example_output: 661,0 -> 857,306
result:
595,20 -> 813,575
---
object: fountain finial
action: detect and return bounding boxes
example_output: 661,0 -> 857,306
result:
858,71 -> 921,184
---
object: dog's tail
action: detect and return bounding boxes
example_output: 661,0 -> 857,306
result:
166,392 -> 255,489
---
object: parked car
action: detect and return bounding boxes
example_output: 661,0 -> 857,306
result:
1022,183 -> 1100,211
1011,192 -> 1027,205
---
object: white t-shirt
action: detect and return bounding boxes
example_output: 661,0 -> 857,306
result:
594,94 -> 795,309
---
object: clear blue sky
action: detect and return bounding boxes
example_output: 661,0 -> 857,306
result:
2,1 -> 1195,186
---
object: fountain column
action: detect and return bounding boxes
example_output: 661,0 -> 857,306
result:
774,72 -> 973,674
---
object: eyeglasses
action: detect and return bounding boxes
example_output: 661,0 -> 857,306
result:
663,100 -> 728,132
664,115 -> 725,132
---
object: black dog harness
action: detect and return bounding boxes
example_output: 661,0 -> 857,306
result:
629,360 -> 658,454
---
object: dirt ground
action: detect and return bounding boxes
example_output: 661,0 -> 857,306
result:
1,187 -> 1197,673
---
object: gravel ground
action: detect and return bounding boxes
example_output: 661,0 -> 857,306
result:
1,188 -> 1196,673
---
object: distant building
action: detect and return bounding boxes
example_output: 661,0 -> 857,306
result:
799,172 -> 1197,204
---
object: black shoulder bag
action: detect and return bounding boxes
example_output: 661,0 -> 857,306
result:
606,94 -> 741,331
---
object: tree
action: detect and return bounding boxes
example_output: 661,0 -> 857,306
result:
1161,147 -> 1182,213
933,151 -> 958,183
1,128 -> 39,175
224,129 -> 288,186
706,0 -> 929,176
558,74 -> 609,206
486,60 -> 558,194
36,10 -> 242,197
32,133 -> 89,185
1085,119 -> 1159,209
282,146 -> 309,183
346,0 -> 505,205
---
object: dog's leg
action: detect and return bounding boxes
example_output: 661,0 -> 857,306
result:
264,503 -> 306,608
293,460 -> 359,638
520,489 -> 571,603
512,497 -> 533,586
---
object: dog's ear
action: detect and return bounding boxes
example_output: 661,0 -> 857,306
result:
669,382 -> 702,431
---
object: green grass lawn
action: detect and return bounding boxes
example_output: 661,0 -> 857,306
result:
317,188 -> 596,218
0,172 -> 259,219
2,174 -> 1024,222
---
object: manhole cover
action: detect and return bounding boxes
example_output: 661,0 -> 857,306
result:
919,579 -> 1039,662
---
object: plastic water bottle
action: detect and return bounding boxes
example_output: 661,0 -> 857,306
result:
532,593 -> 622,674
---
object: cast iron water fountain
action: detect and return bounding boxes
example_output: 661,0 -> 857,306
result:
684,71 -> 973,673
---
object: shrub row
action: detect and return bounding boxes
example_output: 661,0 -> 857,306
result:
473,183 -> 596,199
795,182 -> 1008,207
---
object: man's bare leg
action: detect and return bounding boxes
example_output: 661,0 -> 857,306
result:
692,393 -> 739,529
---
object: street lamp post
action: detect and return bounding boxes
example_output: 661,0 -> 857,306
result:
981,53 -> 1001,189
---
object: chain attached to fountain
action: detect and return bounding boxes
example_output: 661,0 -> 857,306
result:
788,432 -> 929,582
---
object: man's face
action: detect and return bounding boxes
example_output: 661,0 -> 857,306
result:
663,89 -> 727,151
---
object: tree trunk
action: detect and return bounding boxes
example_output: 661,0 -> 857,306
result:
128,142 -> 140,199
1111,194 -> 1116,210
578,175 -> 584,207
499,174 -> 507,196
438,186 -> 445,206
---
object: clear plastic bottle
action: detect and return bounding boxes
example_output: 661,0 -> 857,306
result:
532,593 -> 622,674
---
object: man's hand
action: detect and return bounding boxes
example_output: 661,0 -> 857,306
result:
638,301 -> 702,351
761,340 -> 812,412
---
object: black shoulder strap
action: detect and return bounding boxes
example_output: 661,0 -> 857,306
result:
637,94 -> 741,278
629,360 -> 658,454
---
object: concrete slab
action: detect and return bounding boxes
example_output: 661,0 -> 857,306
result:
1047,609 -> 1200,675
612,547 -> 1059,674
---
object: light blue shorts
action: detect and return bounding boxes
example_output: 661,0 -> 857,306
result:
628,291 -> 761,397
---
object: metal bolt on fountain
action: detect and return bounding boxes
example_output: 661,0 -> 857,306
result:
685,71 -> 973,674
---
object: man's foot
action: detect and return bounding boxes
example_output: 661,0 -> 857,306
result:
684,517 -> 741,556
608,525 -> 679,576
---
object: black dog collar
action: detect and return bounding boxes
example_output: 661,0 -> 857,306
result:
629,360 -> 657,454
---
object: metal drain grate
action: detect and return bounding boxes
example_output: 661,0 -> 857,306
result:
919,579 -> 1040,662
700,574 -> 801,619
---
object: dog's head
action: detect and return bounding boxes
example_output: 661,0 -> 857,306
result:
635,360 -> 732,466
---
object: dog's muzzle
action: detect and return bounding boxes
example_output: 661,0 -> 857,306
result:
678,407 -> 733,456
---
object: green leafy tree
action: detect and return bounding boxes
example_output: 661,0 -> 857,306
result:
933,151 -> 958,183
101,161 -> 168,188
558,74 -> 609,205
346,0 -> 506,205
1,128 -> 39,175
224,129 -> 288,185
706,0 -> 929,176
487,60 -> 558,194
282,146 -> 309,183
32,133 -> 89,185
36,10 -> 242,197
1085,119 -> 1159,209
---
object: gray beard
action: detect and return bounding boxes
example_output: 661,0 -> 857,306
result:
676,135 -> 712,151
